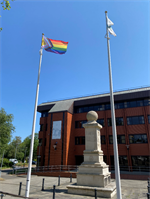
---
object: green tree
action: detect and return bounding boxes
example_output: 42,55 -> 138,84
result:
0,108 -> 15,156
0,0 -> 15,31
4,136 -> 22,160
20,133 -> 39,161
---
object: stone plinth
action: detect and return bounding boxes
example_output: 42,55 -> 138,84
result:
67,182 -> 116,198
67,111 -> 116,198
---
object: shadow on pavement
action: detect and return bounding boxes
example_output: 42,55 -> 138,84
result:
42,188 -> 68,194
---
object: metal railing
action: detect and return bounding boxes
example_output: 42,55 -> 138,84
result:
13,165 -> 149,175
33,165 -> 78,173
109,165 -> 150,172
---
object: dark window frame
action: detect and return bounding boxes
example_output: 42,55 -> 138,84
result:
74,98 -> 150,114
101,135 -> 106,144
75,136 -> 85,145
107,117 -> 124,127
97,119 -> 105,127
75,120 -> 87,128
131,156 -> 150,167
129,134 -> 148,144
109,135 -> 126,144
148,115 -> 150,124
127,116 -> 145,125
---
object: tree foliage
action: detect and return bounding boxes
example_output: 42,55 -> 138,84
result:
0,108 -> 15,156
4,133 -> 39,162
0,0 -> 14,31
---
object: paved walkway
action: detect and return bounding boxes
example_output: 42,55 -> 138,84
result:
0,172 -> 148,199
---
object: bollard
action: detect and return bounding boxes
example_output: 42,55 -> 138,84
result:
41,178 -> 45,191
53,185 -> 55,199
70,173 -> 72,183
18,182 -> 22,195
58,175 -> 60,186
95,189 -> 97,199
148,184 -> 150,193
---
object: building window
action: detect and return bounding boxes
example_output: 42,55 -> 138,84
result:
107,117 -> 124,126
144,99 -> 150,106
97,119 -> 105,127
101,135 -> 106,144
127,116 -> 145,125
129,134 -> 148,144
40,124 -> 44,131
41,112 -> 48,117
109,135 -> 126,144
39,138 -> 42,145
74,98 -> 150,113
148,115 -> 150,124
75,137 -> 85,145
110,156 -> 128,167
75,120 -> 87,128
115,102 -> 124,109
105,104 -> 111,110
131,156 -> 150,168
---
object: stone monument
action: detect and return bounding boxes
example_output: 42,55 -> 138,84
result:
67,111 -> 116,198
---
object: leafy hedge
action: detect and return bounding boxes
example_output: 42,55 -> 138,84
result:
0,158 -> 13,167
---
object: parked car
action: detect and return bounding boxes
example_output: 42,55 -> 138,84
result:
9,159 -> 18,164
32,161 -> 37,165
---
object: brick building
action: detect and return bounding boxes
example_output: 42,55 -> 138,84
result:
37,87 -> 150,171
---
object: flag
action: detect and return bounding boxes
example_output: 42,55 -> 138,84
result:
107,16 -> 116,37
41,35 -> 68,54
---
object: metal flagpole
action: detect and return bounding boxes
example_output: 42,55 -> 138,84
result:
105,11 -> 122,199
25,33 -> 44,198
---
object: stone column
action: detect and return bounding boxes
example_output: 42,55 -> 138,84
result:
77,111 -> 111,187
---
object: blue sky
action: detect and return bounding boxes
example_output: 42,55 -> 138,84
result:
1,0 -> 149,141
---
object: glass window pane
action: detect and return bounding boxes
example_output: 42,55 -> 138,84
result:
144,99 -> 150,106
101,135 -> 106,144
148,115 -> 150,124
88,106 -> 93,111
83,107 -> 88,112
97,119 -> 105,127
115,103 -> 118,109
129,134 -> 147,144
127,117 -> 131,125
139,116 -> 145,124
82,137 -> 85,145
109,135 -> 113,144
130,101 -> 137,107
132,117 -> 138,124
137,100 -> 143,107
93,105 -> 99,111
105,104 -> 110,110
118,103 -> 124,109
78,107 -> 83,113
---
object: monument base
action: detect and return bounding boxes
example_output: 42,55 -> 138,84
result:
67,181 -> 116,198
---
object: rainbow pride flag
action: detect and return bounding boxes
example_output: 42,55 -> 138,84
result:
41,35 -> 68,54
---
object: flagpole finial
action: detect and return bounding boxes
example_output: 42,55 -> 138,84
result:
105,11 -> 107,13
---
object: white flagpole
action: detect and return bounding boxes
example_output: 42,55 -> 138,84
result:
25,33 -> 44,198
105,11 -> 122,199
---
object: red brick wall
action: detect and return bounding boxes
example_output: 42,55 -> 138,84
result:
38,106 -> 150,168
